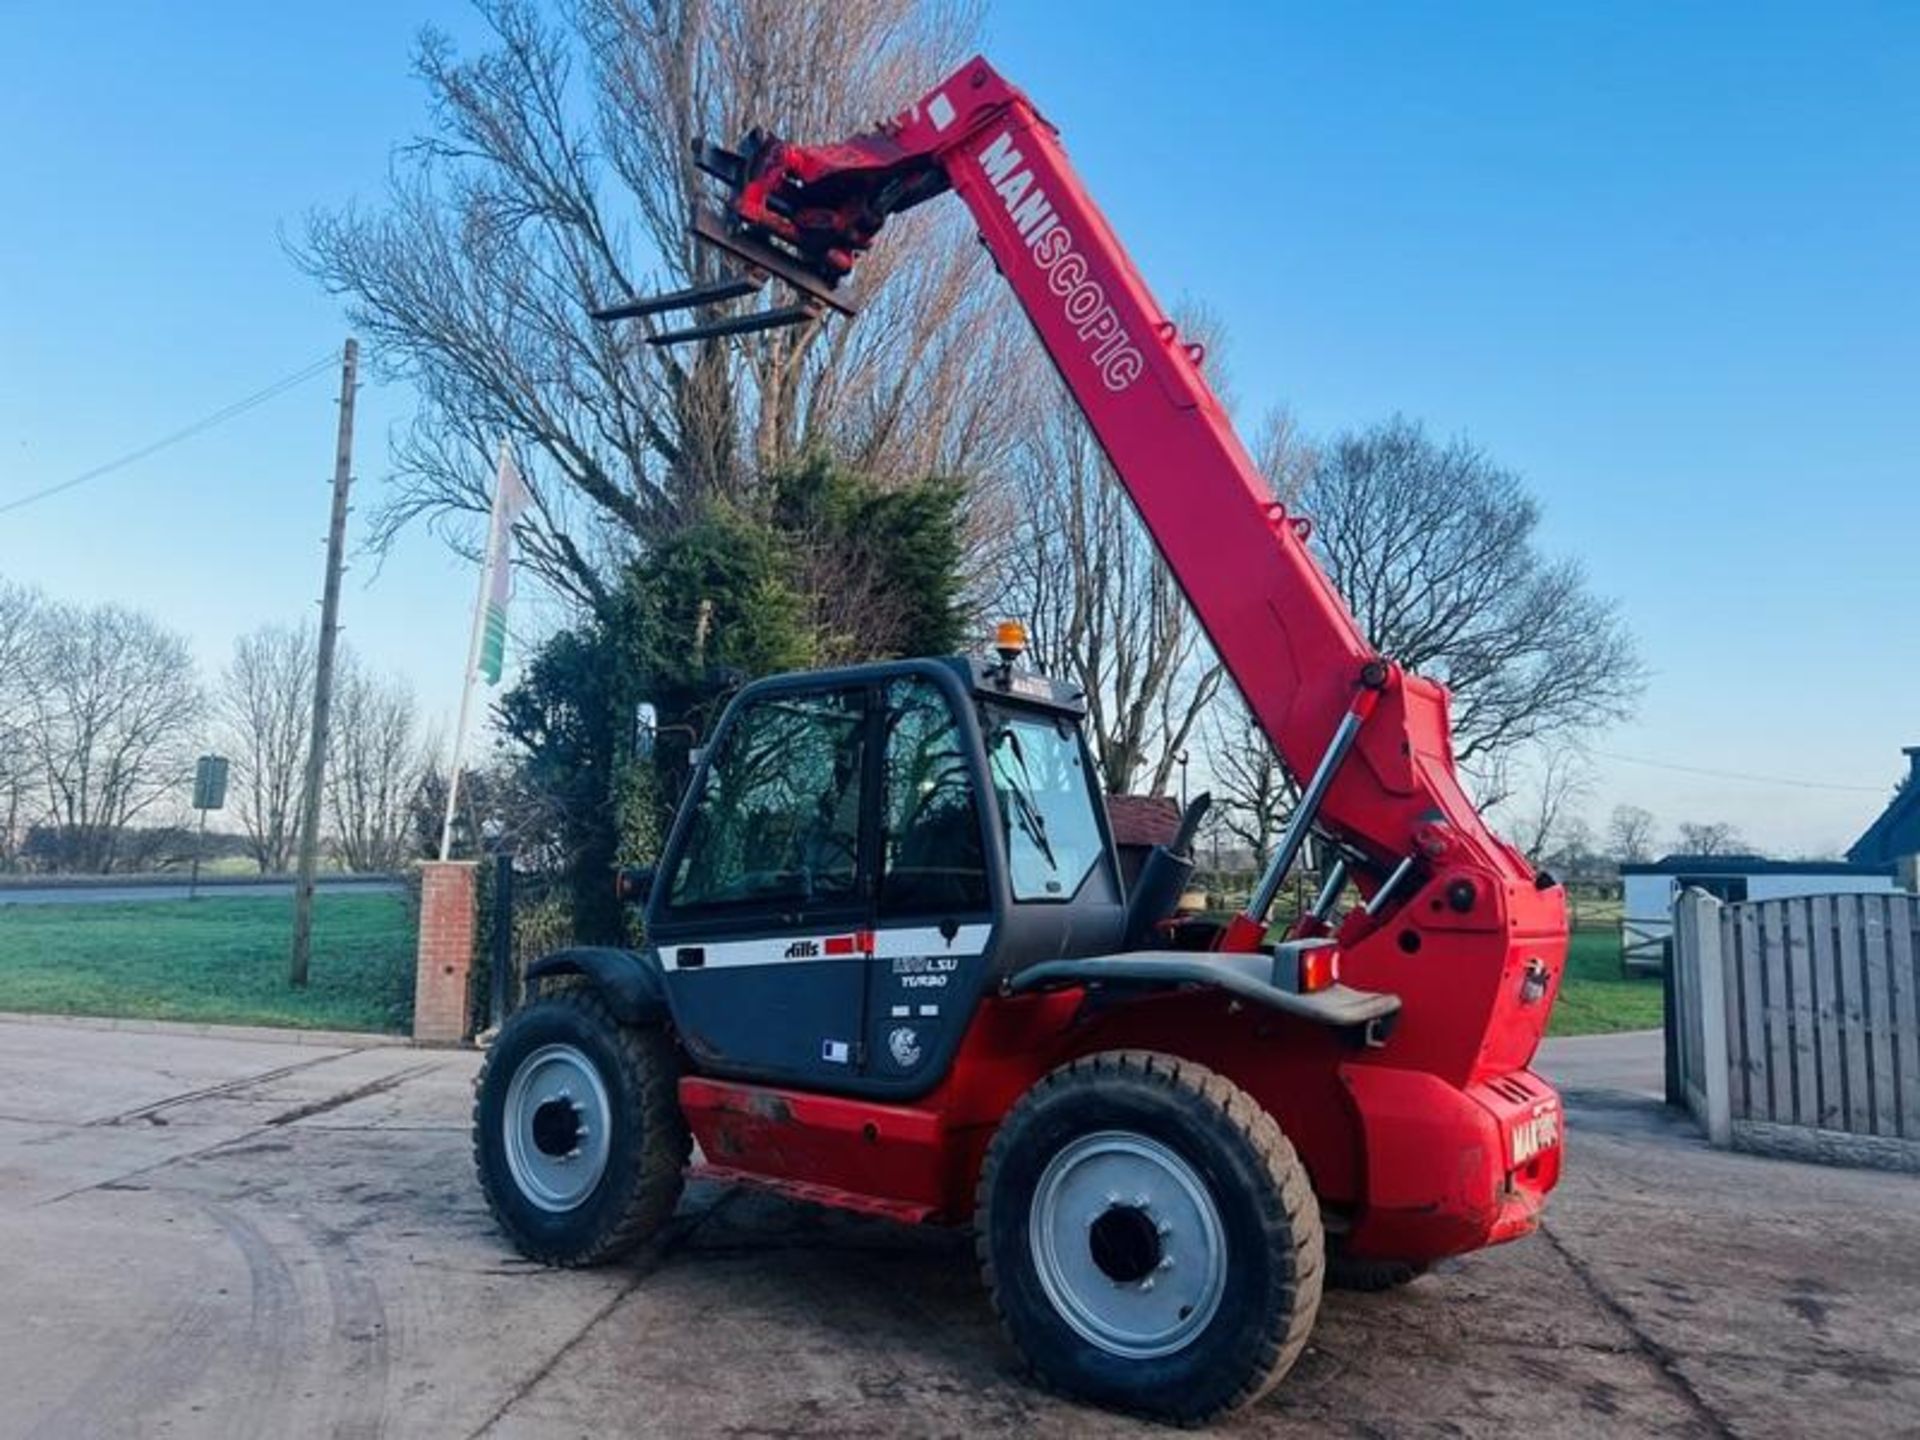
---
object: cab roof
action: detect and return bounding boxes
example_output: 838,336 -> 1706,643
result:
731,655 -> 1087,718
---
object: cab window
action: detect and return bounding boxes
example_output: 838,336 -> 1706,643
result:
880,679 -> 988,915
665,689 -> 866,913
985,706 -> 1106,901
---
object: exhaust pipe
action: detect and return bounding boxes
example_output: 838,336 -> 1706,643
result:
1121,793 -> 1211,950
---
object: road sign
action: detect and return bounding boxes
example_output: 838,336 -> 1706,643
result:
192,755 -> 229,812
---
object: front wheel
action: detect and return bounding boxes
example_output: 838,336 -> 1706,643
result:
472,989 -> 690,1266
976,1051 -> 1323,1423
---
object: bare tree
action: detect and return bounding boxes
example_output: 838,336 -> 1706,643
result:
300,0 -> 1028,609
0,581 -> 46,869
326,654 -> 428,872
1280,417 -> 1642,788
219,624 -> 317,873
1000,393 -> 1224,795
0,581 -> 38,721
1676,820 -> 1747,857
1252,405 -> 1317,513
1503,747 -> 1594,862
997,305 -> 1233,796
1546,816 -> 1598,873
1607,803 -> 1657,864
26,602 -> 203,873
1203,695 -> 1291,868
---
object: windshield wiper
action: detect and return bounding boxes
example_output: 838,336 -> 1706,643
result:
995,726 -> 1059,872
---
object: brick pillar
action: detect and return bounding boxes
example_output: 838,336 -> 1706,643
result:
414,861 -> 478,1044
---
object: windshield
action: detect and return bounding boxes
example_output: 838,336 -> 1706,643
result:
985,707 -> 1106,901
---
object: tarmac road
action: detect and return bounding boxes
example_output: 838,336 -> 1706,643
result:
1,1015 -> 1913,1438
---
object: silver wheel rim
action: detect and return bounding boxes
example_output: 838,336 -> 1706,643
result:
502,1043 -> 612,1213
1029,1130 -> 1228,1358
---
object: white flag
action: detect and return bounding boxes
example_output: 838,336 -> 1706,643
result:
476,446 -> 531,686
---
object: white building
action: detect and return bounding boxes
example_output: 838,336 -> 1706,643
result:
1618,854 -> 1900,972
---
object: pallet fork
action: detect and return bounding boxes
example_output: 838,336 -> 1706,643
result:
592,139 -> 860,346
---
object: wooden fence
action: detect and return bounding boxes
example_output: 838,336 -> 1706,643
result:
1671,888 -> 1920,1171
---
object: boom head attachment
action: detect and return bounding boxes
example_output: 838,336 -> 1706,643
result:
591,125 -> 947,346
587,200 -> 849,346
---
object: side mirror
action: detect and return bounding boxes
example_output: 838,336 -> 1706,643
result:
615,865 -> 655,906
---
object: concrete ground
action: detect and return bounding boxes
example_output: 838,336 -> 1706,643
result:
1,1016 -> 1913,1439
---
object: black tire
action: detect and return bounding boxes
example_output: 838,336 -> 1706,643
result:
473,989 -> 690,1266
1326,1246 -> 1429,1292
976,1050 -> 1323,1424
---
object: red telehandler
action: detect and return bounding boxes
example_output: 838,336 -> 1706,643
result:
473,56 -> 1567,1423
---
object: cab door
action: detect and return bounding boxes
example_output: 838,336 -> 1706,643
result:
859,674 -> 997,1094
648,684 -> 876,1088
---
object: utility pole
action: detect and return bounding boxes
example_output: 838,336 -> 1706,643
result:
290,338 -> 357,987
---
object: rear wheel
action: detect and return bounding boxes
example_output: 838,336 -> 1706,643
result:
473,989 -> 689,1266
977,1051 -> 1323,1423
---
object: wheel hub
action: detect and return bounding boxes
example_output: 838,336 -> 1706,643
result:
502,1043 -> 612,1212
1029,1131 -> 1227,1358
531,1096 -> 584,1158
1088,1204 -> 1162,1283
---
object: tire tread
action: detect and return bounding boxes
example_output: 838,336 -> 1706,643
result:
975,1049 -> 1323,1423
472,988 -> 690,1267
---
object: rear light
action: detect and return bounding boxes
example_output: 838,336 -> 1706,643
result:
1270,938 -> 1341,994
1298,944 -> 1340,993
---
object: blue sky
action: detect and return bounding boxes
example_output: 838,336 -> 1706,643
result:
2,2 -> 1915,855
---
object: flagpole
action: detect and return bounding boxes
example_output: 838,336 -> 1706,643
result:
440,440 -> 510,861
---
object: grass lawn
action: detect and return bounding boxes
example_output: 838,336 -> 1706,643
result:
0,889 -> 1650,1041
1550,925 -> 1664,1037
0,893 -> 417,1034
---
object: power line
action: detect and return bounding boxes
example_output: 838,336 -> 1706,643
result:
0,350 -> 341,519
1593,749 -> 1887,794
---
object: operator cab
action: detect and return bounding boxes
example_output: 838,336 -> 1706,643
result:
642,653 -> 1126,1099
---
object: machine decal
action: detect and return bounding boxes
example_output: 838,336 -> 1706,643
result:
976,131 -> 1145,393
821,1040 -> 852,1064
1510,1103 -> 1560,1167
682,924 -> 991,970
891,955 -> 960,989
887,1027 -> 923,1068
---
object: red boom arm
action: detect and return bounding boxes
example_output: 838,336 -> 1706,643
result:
724,62 -> 1534,891
666,57 -> 1566,1088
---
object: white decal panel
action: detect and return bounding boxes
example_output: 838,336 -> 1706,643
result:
681,924 -> 991,971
